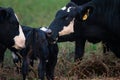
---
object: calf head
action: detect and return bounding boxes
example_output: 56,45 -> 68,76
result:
47,2 -> 78,43
0,7 -> 25,50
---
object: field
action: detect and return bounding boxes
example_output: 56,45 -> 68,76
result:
0,0 -> 120,80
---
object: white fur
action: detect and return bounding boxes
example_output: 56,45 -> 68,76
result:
61,6 -> 72,12
59,19 -> 74,36
40,27 -> 48,32
67,7 -> 72,12
61,6 -> 67,10
12,25 -> 26,49
12,14 -> 26,50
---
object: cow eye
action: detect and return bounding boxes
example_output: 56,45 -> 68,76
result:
65,17 -> 69,20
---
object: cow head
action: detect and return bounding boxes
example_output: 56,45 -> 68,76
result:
47,2 -> 78,43
0,7 -> 26,50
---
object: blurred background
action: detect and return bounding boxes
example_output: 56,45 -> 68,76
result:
0,0 -> 69,27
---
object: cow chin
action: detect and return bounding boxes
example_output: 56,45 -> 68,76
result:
12,25 -> 26,50
59,19 -> 74,36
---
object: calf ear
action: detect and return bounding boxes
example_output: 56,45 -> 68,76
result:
77,5 -> 94,21
0,9 -> 7,22
40,27 -> 52,37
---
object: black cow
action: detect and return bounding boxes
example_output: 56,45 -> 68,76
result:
74,0 -> 120,57
0,7 -> 25,51
47,2 -> 88,60
48,1 -> 120,60
58,0 -> 110,58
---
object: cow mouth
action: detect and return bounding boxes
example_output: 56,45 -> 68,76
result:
47,30 -> 59,44
47,32 -> 59,44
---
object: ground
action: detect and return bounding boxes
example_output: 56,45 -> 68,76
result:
1,51 -> 120,80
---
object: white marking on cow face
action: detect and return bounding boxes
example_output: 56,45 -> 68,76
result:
61,6 -> 72,12
67,7 -> 72,12
61,6 -> 67,10
12,25 -> 26,50
59,19 -> 74,36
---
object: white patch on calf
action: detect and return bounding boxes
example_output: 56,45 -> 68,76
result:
40,27 -> 52,33
59,19 -> 74,36
40,27 -> 48,32
12,25 -> 26,49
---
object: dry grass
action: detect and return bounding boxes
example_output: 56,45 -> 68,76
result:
55,52 -> 120,80
0,50 -> 120,80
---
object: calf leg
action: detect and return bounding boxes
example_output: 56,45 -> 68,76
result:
22,57 -> 29,80
38,58 -> 46,80
46,44 -> 58,80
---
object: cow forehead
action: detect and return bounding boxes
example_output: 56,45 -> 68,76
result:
61,6 -> 72,12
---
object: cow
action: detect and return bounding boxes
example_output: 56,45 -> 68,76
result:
0,26 -> 58,80
0,7 -> 25,51
47,1 -> 119,62
47,2 -> 90,61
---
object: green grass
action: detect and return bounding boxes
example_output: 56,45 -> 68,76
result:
0,0 -> 69,27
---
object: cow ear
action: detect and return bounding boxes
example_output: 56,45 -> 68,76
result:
82,9 -> 90,21
0,9 -> 7,21
77,5 -> 94,21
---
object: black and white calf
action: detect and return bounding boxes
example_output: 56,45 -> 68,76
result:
13,26 -> 50,80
